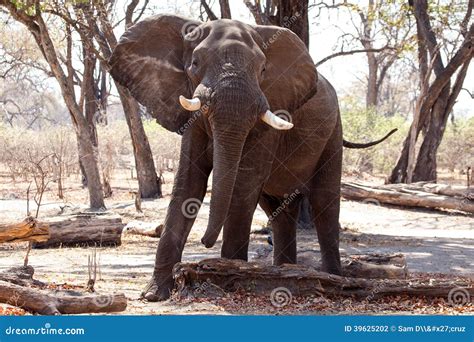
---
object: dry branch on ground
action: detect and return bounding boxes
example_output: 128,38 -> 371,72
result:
0,266 -> 127,315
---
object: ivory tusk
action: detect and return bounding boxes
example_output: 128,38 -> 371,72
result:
179,95 -> 202,111
261,110 -> 294,130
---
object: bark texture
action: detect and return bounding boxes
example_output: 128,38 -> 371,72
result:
0,217 -> 49,243
341,182 -> 474,213
32,213 -> 124,248
389,0 -> 473,183
0,266 -> 127,315
173,258 -> 472,299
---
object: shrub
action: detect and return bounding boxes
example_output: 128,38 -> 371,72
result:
340,98 -> 409,175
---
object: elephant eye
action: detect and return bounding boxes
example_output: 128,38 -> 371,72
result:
261,66 -> 266,75
191,59 -> 198,68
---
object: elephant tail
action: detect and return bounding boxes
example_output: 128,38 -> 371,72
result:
343,128 -> 398,149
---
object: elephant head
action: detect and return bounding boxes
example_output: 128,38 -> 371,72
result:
109,15 -> 317,247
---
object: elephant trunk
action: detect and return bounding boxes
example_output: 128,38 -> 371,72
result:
201,128 -> 248,248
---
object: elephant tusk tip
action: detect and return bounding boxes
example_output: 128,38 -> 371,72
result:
281,122 -> 294,130
179,95 -> 201,111
261,110 -> 294,130
178,95 -> 188,109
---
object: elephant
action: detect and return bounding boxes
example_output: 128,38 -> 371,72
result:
109,14 -> 396,301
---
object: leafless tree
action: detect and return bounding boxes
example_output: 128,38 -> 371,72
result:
53,0 -> 162,198
0,0 -> 105,209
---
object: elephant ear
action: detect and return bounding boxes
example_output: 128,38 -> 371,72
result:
253,26 -> 317,111
109,15 -> 201,133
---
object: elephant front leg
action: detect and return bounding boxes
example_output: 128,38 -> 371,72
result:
143,126 -> 211,301
221,182 -> 264,261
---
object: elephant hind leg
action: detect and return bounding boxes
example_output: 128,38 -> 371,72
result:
309,145 -> 343,275
259,194 -> 301,265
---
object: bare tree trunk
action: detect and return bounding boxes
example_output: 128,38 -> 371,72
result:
276,0 -> 309,48
83,49 -> 99,147
97,65 -> 108,125
389,0 -> 473,183
117,86 -> 161,198
219,0 -> 231,18
366,52 -> 378,108
412,87 -> 450,182
77,129 -> 105,208
78,3 -> 162,199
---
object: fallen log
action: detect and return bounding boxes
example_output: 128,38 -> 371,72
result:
33,213 -> 124,248
373,182 -> 473,199
173,258 -> 473,300
0,266 -> 127,315
341,182 -> 474,213
0,217 -> 49,243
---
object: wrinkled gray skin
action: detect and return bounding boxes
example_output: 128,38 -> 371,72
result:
110,15 -> 391,301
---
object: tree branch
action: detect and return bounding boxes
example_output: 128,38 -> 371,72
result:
445,59 -> 471,116
420,24 -> 474,117
460,0 -> 473,37
200,0 -> 218,21
219,0 -> 231,19
315,46 -> 395,67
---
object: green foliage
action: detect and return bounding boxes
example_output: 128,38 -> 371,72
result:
341,97 -> 474,176
10,0 -> 90,14
438,117 -> 474,172
340,97 -> 409,175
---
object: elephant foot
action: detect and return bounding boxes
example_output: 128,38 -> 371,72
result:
321,262 -> 342,276
141,275 -> 174,302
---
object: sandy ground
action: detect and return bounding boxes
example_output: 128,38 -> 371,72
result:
0,173 -> 472,314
